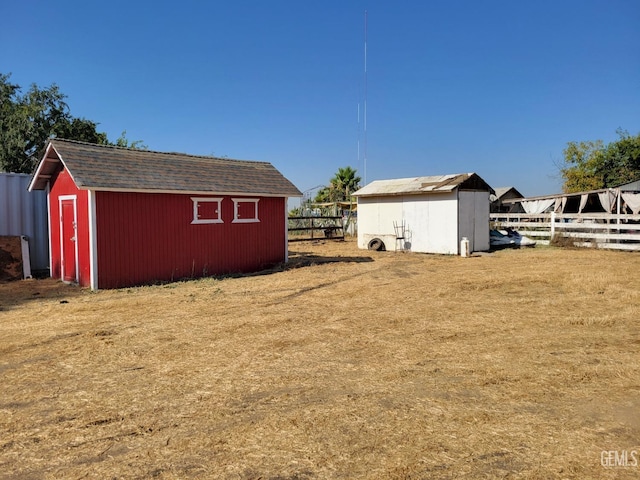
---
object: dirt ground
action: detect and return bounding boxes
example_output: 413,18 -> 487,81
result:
1,239 -> 639,479
0,236 -> 24,281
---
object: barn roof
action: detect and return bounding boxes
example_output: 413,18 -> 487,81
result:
490,186 -> 524,202
615,178 -> 640,191
353,173 -> 493,197
29,139 -> 302,197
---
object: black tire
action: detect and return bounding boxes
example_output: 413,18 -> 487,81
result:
368,238 -> 386,251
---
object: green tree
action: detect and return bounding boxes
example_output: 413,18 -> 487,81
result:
314,166 -> 362,203
0,73 -> 145,173
113,130 -> 147,150
53,117 -> 109,145
560,129 -> 640,193
603,130 -> 640,186
1,74 -> 71,172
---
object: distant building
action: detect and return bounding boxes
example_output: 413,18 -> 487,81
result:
498,183 -> 640,215
615,179 -> 640,192
490,187 -> 525,213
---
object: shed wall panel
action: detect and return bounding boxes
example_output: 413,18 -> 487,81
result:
458,191 -> 490,252
458,191 -> 475,252
0,173 -> 49,270
356,197 -> 404,250
95,192 -> 286,288
357,192 -> 460,254
403,193 -> 458,254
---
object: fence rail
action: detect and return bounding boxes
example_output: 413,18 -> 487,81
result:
490,212 -> 640,251
288,216 -> 345,242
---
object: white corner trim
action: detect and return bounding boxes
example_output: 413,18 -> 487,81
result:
58,195 -> 79,283
284,198 -> 289,262
88,190 -> 98,290
46,183 -> 53,274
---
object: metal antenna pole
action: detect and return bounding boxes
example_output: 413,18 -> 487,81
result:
357,102 -> 360,167
364,10 -> 368,185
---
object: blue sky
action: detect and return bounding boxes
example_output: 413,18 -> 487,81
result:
2,1 -> 639,200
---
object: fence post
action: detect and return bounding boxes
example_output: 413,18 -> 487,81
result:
550,211 -> 556,240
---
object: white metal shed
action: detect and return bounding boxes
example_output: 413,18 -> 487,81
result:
353,173 -> 493,255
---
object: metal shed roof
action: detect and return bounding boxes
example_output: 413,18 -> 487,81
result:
29,139 -> 302,197
352,173 -> 493,197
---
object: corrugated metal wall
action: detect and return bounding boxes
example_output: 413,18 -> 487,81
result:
0,173 -> 49,271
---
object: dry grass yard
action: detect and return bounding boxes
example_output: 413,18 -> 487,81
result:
1,239 -> 639,479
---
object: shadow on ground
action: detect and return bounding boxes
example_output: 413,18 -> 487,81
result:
0,251 -> 376,301
0,278 -> 84,312
220,252 -> 375,280
286,252 -> 374,269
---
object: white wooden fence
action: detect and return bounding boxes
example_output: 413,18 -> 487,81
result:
490,212 -> 640,251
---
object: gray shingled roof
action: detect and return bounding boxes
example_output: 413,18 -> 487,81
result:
29,139 -> 301,197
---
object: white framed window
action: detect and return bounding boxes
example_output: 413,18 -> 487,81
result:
232,198 -> 260,223
191,197 -> 223,224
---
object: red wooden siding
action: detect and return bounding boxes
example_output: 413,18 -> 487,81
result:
48,165 -> 91,287
95,192 -> 286,289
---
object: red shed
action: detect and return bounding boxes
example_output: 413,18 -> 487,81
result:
29,139 -> 301,289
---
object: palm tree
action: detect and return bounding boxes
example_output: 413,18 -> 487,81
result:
331,166 -> 362,201
314,166 -> 361,203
